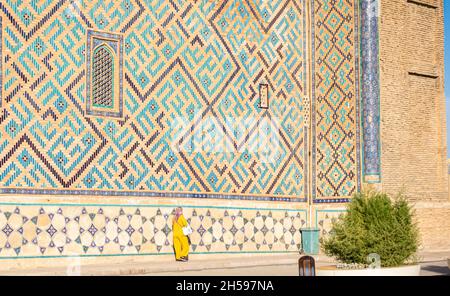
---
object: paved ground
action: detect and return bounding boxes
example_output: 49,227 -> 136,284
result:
419,261 -> 450,276
150,264 -> 299,276
149,261 -> 450,276
0,252 -> 448,276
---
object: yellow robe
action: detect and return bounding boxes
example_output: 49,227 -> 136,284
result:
173,215 -> 190,260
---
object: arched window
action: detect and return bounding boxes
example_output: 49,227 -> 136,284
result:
86,30 -> 123,118
92,44 -> 115,109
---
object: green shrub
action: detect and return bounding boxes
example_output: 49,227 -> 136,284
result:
320,190 -> 419,268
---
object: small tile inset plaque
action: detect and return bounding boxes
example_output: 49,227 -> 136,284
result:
259,84 -> 269,109
303,96 -> 310,127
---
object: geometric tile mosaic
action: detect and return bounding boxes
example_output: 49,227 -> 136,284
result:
0,0 -> 312,202
0,204 -> 306,258
311,0 -> 361,202
315,209 -> 346,237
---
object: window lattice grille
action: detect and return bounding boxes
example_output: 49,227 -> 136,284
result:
92,46 -> 114,108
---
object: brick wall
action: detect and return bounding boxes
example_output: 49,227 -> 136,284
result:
379,0 -> 450,251
379,0 -> 447,201
415,202 -> 450,251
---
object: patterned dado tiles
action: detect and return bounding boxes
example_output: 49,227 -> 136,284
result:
0,204 -> 306,258
315,209 -> 346,236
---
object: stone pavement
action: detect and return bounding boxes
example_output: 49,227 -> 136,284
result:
0,252 -> 448,276
149,261 -> 450,276
419,261 -> 449,276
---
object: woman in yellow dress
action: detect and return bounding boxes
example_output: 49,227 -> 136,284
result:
172,207 -> 190,262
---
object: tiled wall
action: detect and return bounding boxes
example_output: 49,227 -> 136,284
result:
0,0 -> 361,202
0,0 -> 364,258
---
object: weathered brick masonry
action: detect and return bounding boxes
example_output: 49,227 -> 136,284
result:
379,0 -> 450,250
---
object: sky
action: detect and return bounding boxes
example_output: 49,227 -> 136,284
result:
445,1 -> 450,157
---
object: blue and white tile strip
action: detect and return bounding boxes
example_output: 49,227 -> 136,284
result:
360,0 -> 381,183
0,188 -> 308,203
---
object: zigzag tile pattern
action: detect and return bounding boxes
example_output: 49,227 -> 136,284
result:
0,0 -> 311,201
312,0 -> 361,202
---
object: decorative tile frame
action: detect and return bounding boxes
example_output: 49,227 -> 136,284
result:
0,188 -> 307,203
311,0 -> 362,203
86,30 -> 124,119
259,84 -> 269,109
360,0 -> 381,183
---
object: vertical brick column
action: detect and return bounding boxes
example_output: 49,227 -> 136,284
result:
360,0 -> 381,183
